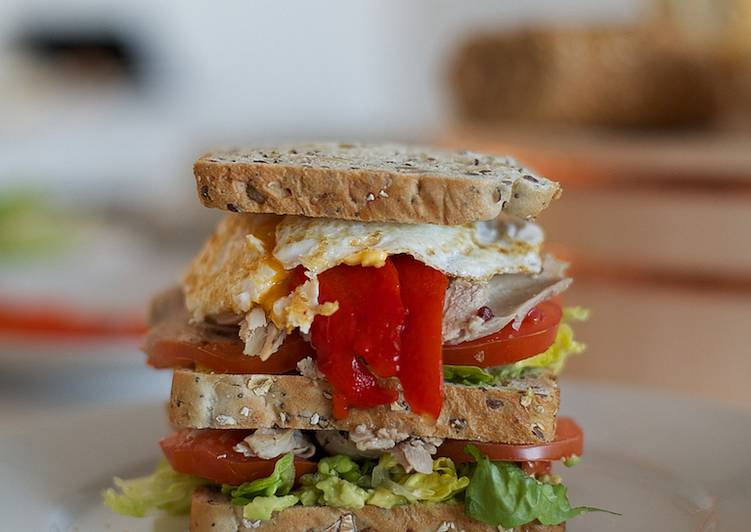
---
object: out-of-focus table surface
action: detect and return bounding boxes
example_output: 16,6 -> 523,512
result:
0,362 -> 171,434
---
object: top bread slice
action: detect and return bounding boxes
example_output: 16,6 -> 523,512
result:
194,142 -> 561,225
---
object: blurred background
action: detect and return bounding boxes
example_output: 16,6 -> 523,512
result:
2,0 -> 751,429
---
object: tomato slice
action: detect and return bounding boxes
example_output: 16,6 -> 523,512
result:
144,331 -> 311,374
160,429 -> 317,486
520,461 -> 553,476
436,417 -> 583,464
442,301 -> 562,367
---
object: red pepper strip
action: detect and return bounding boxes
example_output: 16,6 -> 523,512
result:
312,261 -> 403,417
392,255 -> 448,419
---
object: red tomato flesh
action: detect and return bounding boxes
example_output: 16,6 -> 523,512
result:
160,429 -> 317,485
442,301 -> 562,367
436,417 -> 583,464
520,461 -> 553,476
145,331 -> 311,374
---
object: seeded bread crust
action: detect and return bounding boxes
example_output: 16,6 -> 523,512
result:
169,369 -> 559,444
190,488 -> 565,532
193,143 -> 561,225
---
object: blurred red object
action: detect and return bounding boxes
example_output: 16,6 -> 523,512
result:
0,299 -> 145,341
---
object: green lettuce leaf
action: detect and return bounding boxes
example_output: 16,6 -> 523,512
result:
463,445 -> 614,528
222,453 -> 295,506
318,455 -> 363,483
297,453 -> 469,509
297,485 -> 321,507
102,460 -> 208,517
564,306 -> 590,321
487,364 -> 535,383
316,477 -> 369,509
369,453 -> 401,487
296,454 -> 371,508
242,494 -> 299,521
366,487 -> 408,509
444,364 -> 538,386
369,454 -> 468,505
514,322 -> 585,374
443,365 -> 496,385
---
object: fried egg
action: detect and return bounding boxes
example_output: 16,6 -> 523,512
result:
274,215 -> 543,279
183,213 -> 545,343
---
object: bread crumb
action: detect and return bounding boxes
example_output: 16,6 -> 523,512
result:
215,415 -> 236,426
323,513 -> 356,531
390,399 -> 408,411
520,388 -> 534,407
247,375 -> 274,396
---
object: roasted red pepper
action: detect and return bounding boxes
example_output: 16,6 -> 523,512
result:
392,255 -> 448,419
311,261 -> 404,417
310,256 -> 448,419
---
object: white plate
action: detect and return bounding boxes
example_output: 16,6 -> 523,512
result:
0,380 -> 749,532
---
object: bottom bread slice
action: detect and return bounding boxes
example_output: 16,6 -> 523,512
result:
191,487 -> 565,532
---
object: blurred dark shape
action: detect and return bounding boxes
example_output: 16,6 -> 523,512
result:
13,26 -> 143,86
449,26 -> 718,130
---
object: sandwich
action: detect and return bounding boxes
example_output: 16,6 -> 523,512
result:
104,143 -> 611,531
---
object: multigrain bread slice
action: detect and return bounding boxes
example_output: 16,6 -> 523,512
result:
193,142 -> 561,226
191,488 -> 565,532
169,369 -> 559,444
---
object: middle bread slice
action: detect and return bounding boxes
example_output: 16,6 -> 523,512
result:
169,368 -> 559,444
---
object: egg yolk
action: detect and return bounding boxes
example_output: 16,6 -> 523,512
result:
243,215 -> 391,320
243,215 -> 291,314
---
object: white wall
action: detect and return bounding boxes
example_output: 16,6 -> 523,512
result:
0,0 -> 640,198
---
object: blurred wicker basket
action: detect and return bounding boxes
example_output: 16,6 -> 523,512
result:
449,26 -> 718,129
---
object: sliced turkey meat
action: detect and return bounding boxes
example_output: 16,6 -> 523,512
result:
315,431 -> 443,474
233,428 -> 316,459
391,437 -> 443,474
442,255 -> 571,345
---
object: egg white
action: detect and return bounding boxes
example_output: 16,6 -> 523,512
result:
274,215 -> 543,280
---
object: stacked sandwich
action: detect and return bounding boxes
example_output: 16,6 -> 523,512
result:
106,143 -> 606,531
